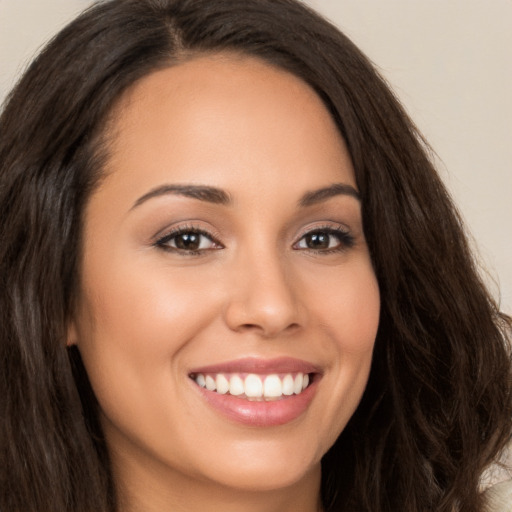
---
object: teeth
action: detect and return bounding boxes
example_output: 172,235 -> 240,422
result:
229,375 -> 244,396
192,372 -> 312,400
216,374 -> 229,394
293,373 -> 303,394
244,374 -> 263,397
205,375 -> 216,391
263,374 -> 282,397
282,374 -> 294,395
196,374 -> 206,388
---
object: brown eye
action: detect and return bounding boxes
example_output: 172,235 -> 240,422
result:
155,229 -> 220,253
174,232 -> 202,251
303,232 -> 331,250
295,228 -> 355,252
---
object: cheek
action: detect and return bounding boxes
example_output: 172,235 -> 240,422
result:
74,255 -> 223,414
304,257 -> 380,354
80,254 -> 220,352
301,258 -> 380,441
322,261 -> 380,399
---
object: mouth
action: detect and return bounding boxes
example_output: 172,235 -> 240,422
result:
189,371 -> 314,401
188,357 -> 321,427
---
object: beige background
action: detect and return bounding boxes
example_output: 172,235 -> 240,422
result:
1,0 -> 510,314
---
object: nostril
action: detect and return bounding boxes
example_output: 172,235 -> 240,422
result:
237,321 -> 300,337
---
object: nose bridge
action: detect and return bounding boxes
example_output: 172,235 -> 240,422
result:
224,240 -> 301,336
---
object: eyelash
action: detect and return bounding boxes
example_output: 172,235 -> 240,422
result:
154,224 -> 355,255
154,224 -> 223,255
294,225 -> 355,253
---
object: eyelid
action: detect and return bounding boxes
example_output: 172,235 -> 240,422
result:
293,222 -> 355,251
153,222 -> 224,251
294,221 -> 351,240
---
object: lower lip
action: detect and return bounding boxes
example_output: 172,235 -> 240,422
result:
193,378 -> 319,427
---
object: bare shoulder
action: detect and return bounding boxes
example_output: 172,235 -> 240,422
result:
482,441 -> 512,512
483,479 -> 512,512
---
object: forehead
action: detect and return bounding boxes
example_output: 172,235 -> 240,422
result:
98,52 -> 355,206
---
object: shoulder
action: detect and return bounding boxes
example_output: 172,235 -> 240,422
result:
481,441 -> 512,512
483,479 -> 512,512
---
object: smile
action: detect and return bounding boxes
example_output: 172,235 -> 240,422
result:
188,358 -> 321,426
191,372 -> 311,401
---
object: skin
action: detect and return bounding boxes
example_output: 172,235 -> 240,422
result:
69,53 -> 380,512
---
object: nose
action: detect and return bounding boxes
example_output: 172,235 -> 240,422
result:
223,249 -> 303,338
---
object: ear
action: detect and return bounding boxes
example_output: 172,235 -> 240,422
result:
66,320 -> 78,347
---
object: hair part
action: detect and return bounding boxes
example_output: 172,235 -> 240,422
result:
0,1 -> 510,511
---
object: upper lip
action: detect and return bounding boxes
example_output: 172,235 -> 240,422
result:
189,356 -> 321,375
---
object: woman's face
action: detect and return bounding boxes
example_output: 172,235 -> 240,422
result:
71,54 -> 380,503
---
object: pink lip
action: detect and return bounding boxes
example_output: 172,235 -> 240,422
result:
189,356 -> 320,376
195,381 -> 318,427
189,357 -> 321,427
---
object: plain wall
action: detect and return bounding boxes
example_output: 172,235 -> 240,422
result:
1,0 -> 510,313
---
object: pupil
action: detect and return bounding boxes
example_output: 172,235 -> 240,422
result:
176,233 -> 200,250
307,232 -> 329,249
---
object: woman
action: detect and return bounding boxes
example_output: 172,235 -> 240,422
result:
0,0 -> 510,511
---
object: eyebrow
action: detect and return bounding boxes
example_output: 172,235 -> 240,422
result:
131,181 -> 360,210
131,184 -> 232,210
298,183 -> 360,207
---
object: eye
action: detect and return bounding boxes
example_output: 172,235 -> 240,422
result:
294,227 -> 354,252
155,227 -> 222,254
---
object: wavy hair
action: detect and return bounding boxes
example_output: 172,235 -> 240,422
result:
0,1 -> 510,511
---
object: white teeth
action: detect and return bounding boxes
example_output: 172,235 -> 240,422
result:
282,374 -> 294,395
293,373 -> 303,394
205,375 -> 216,391
216,374 -> 229,394
229,375 -> 245,396
244,374 -> 263,398
193,371 -> 312,399
263,374 -> 282,397
196,374 -> 206,388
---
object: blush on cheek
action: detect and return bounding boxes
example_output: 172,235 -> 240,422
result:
313,276 -> 380,354
85,261 -> 211,346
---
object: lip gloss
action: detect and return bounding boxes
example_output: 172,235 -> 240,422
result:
194,379 -> 318,427
188,357 -> 321,427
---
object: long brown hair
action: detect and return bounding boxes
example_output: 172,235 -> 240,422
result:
0,1 -> 510,511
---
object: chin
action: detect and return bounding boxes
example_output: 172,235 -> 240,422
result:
184,435 -> 324,493
203,459 -> 320,493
